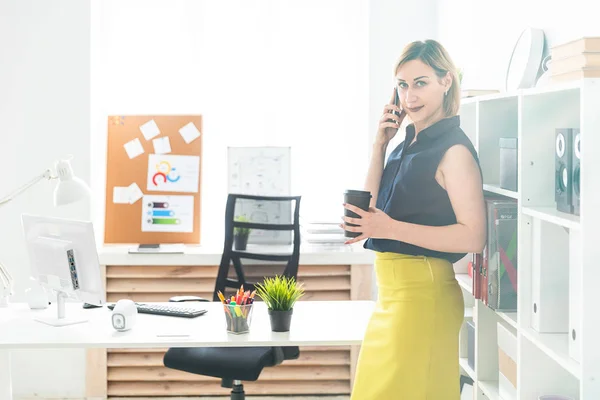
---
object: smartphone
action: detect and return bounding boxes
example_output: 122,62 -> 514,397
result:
393,88 -> 402,118
387,87 -> 403,122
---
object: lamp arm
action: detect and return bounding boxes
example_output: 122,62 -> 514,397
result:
0,261 -> 13,294
0,169 -> 55,207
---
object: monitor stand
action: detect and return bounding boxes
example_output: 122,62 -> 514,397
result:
34,291 -> 88,327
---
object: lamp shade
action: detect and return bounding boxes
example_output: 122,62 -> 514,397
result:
53,158 -> 92,206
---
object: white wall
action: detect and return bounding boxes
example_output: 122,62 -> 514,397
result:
91,0 -> 370,245
0,0 -> 91,398
437,0 -> 600,91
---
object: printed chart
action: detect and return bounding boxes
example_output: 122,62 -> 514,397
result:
141,195 -> 194,233
147,154 -> 200,193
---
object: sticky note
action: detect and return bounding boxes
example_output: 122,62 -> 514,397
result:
128,182 -> 143,204
179,122 -> 201,144
140,119 -> 161,140
113,187 -> 131,204
152,136 -> 172,154
124,138 -> 144,159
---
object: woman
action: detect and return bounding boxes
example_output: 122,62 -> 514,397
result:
342,40 -> 486,399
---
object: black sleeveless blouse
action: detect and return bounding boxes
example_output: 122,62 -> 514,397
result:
364,115 -> 481,263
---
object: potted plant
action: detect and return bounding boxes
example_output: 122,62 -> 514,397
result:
255,275 -> 305,332
233,215 -> 251,250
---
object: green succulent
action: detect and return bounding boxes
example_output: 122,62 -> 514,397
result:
255,275 -> 305,311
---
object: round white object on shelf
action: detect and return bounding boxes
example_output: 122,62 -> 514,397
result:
505,27 -> 545,91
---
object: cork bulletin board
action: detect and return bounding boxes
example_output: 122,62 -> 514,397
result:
104,115 -> 203,244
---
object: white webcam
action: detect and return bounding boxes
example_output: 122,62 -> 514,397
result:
111,299 -> 138,331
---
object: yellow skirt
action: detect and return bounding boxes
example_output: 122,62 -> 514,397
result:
351,252 -> 464,400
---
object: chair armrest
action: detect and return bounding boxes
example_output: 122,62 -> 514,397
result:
169,295 -> 210,302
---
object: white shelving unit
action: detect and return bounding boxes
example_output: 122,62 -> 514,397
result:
455,78 -> 600,400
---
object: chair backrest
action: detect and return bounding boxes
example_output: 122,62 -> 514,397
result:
212,194 -> 301,301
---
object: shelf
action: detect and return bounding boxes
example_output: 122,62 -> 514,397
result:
476,91 -> 518,103
479,380 -> 499,399
483,184 -> 519,199
460,96 -> 479,105
456,273 -> 473,295
461,79 -> 586,105
522,206 -> 580,230
520,79 -> 582,96
455,73 -> 599,399
521,327 -> 580,379
459,357 -> 476,380
496,311 -> 518,330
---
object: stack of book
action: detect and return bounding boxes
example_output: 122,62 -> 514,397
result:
550,36 -> 600,82
301,219 -> 345,245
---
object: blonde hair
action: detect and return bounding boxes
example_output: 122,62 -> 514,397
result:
393,40 -> 460,117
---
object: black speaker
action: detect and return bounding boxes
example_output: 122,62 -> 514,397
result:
572,129 -> 581,216
555,128 -> 574,214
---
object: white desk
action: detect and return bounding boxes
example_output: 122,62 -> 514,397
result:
0,300 -> 374,399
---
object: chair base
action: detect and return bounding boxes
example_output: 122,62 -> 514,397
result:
222,379 -> 245,400
230,381 -> 245,400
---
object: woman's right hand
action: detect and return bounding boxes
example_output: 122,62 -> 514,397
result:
375,88 -> 406,146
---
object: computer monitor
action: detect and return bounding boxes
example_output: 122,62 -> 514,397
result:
21,214 -> 105,327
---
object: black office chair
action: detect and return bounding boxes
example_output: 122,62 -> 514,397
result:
163,194 -> 302,400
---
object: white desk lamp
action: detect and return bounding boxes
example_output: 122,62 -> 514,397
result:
0,156 -> 91,307
0,261 -> 12,307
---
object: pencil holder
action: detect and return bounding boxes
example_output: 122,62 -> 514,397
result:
224,303 -> 254,334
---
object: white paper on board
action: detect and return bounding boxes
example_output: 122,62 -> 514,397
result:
146,154 -> 200,193
178,122 -> 201,144
140,119 -> 161,140
113,187 -> 131,204
124,138 -> 145,159
152,136 -> 172,154
128,182 -> 144,204
141,194 -> 194,233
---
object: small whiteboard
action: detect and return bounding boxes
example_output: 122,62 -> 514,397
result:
227,147 -> 292,244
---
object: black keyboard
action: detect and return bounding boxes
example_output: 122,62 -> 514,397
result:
107,303 -> 208,318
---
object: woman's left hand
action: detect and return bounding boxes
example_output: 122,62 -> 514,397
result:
340,203 -> 394,245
